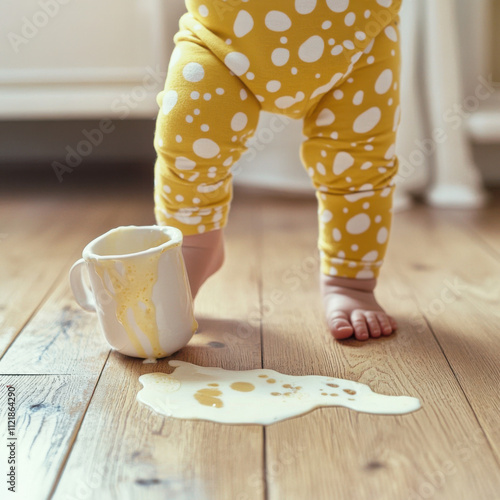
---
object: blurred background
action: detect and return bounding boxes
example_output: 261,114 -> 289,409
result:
0,0 -> 498,205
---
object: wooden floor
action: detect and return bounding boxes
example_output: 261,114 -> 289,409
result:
1,174 -> 500,500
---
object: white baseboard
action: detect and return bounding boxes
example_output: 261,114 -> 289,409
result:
468,90 -> 500,143
0,83 -> 162,120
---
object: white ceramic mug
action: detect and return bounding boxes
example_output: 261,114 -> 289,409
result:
69,225 -> 197,359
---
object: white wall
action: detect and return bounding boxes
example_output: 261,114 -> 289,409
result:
1,0 -> 499,186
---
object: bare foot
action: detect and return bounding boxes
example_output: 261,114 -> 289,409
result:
182,229 -> 225,299
320,274 -> 398,341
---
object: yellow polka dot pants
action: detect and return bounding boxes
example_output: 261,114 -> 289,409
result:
154,0 -> 402,279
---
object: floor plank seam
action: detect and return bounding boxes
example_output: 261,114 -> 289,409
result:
257,204 -> 269,500
0,374 -> 72,376
421,313 -> 500,469
47,349 -> 112,500
257,208 -> 265,372
258,261 -> 264,370
263,427 -> 269,500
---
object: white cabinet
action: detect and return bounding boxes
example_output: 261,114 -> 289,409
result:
0,0 -> 186,119
1,0 -> 498,185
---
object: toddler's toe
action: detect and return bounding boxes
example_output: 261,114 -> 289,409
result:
365,311 -> 382,338
351,311 -> 369,341
388,315 -> 398,332
320,275 -> 395,343
376,312 -> 394,335
328,311 -> 354,340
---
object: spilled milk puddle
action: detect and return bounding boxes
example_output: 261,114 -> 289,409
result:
137,361 -> 421,424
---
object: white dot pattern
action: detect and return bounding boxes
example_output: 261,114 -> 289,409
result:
154,4 -> 401,279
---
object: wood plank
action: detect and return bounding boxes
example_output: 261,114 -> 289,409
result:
0,188 -> 154,358
443,191 -> 500,257
0,196 -> 84,357
5,181 -> 499,499
387,205 -> 500,464
0,374 -> 98,500
0,188 -> 155,499
259,197 -> 500,500
0,191 -> 154,373
52,196 -> 266,500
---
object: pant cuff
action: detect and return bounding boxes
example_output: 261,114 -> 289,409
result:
320,252 -> 383,280
154,196 -> 229,236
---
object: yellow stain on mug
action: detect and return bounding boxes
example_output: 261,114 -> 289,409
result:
92,236 -> 172,359
137,361 -> 421,425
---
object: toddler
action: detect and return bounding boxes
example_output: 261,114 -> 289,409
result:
153,0 -> 401,341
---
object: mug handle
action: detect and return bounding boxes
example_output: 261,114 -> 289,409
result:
69,259 -> 96,312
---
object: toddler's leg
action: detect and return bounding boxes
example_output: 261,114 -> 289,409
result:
154,39 -> 260,297
301,19 -> 401,341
